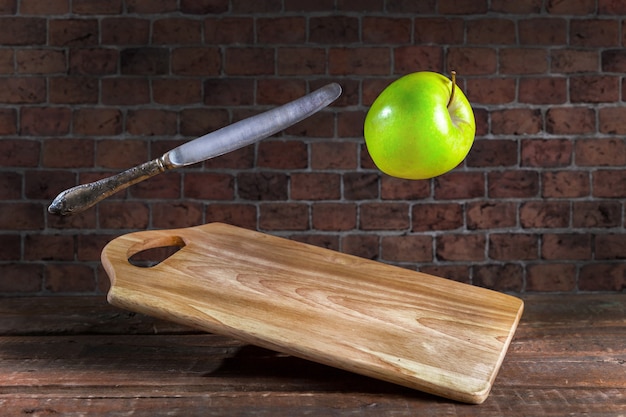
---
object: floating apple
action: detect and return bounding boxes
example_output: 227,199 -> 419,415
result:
364,71 -> 475,180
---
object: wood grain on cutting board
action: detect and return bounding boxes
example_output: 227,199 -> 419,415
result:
101,222 -> 523,404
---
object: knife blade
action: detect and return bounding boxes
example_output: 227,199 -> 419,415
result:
48,83 -> 342,216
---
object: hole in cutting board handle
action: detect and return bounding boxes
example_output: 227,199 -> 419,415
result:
127,235 -> 186,268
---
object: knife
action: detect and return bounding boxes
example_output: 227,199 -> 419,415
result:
48,83 -> 342,216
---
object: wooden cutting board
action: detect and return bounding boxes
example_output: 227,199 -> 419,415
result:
101,222 -> 523,404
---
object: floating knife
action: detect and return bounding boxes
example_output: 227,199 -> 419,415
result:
48,83 -> 342,216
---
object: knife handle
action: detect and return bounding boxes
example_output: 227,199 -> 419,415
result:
48,157 -> 170,216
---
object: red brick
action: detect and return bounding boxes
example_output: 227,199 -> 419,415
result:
69,48 -> 118,75
491,108 -> 542,135
579,263 -> 626,291
126,109 -> 178,136
593,169 -> 626,198
419,265 -> 470,284
552,49 -> 599,73
74,108 -> 122,136
225,47 -> 274,76
362,16 -> 411,43
49,19 -> 98,46
542,233 -> 592,260
75,233 -> 115,261
257,16 -> 306,44
237,172 -> 288,201
0,139 -> 40,167
0,17 -> 46,45
47,203 -> 97,229
381,234 -> 432,263
311,141 -> 358,170
16,49 -> 66,74
600,0 -> 626,13
381,176 -> 430,200
277,47 -> 326,75
601,49 -> 626,72
25,170 -> 75,200
466,18 -> 515,44
520,201 -> 570,228
24,234 -> 74,261
341,233 -> 379,259
0,171 -> 21,199
204,146 -> 254,170
446,47 -> 496,75
179,108 -> 228,136
126,0 -> 177,13
42,138 -> 94,168
172,47 -> 221,75
0,77 -> 46,104
519,18 -> 567,45
0,48 -> 11,73
488,171 -> 539,198
290,233 -> 339,251
0,109 -> 16,135
152,201 -> 204,229
521,139 -> 572,167
414,17 -> 464,44
20,107 -> 71,136
259,203 -> 308,230
500,48 -> 548,74
120,47 -> 169,75
360,202 -> 409,230
291,173 -> 341,200
130,172 -> 181,199
45,264 -> 96,293
599,107 -> 626,134
465,78 -> 515,104
595,233 -> 626,259
438,0 -> 487,14
434,172 -> 484,200
0,234 -> 20,260
180,0 -> 228,13
575,138 -> 626,166
343,172 -> 378,200
337,0 -> 383,11
153,79 -> 202,105
205,203 -> 257,229
329,47 -> 390,76
519,77 -> 567,104
96,139 -> 147,169
256,79 -> 306,105
473,264 -> 523,292
204,17 -> 254,44
0,202 -> 44,230
184,173 -> 234,200
72,0 -> 121,14
466,139 -> 518,168
309,15 -> 358,44
573,201 -> 622,228
542,171 -> 590,198
394,46 -> 443,74
489,233 -> 539,260
257,141 -> 307,170
101,17 -> 150,45
204,78 -> 255,106
491,0 -> 542,13
49,77 -> 98,104
412,203 -> 463,232
546,0 -> 595,14
526,263 -> 576,292
546,107 -> 595,135
570,19 -> 619,47
102,78 -> 150,105
284,0 -> 333,11
285,111 -> 335,138
152,18 -> 201,44
436,233 -> 486,261
0,264 -> 42,292
466,201 -> 517,230
571,75 -> 619,103
20,0 -> 69,14
312,203 -> 356,231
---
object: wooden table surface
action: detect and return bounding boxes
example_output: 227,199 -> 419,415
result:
1,294 -> 624,416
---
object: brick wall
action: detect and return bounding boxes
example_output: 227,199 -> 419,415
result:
1,0 -> 625,295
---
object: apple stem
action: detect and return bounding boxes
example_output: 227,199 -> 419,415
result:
447,70 -> 456,108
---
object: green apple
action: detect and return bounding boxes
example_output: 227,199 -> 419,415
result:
364,71 -> 475,180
